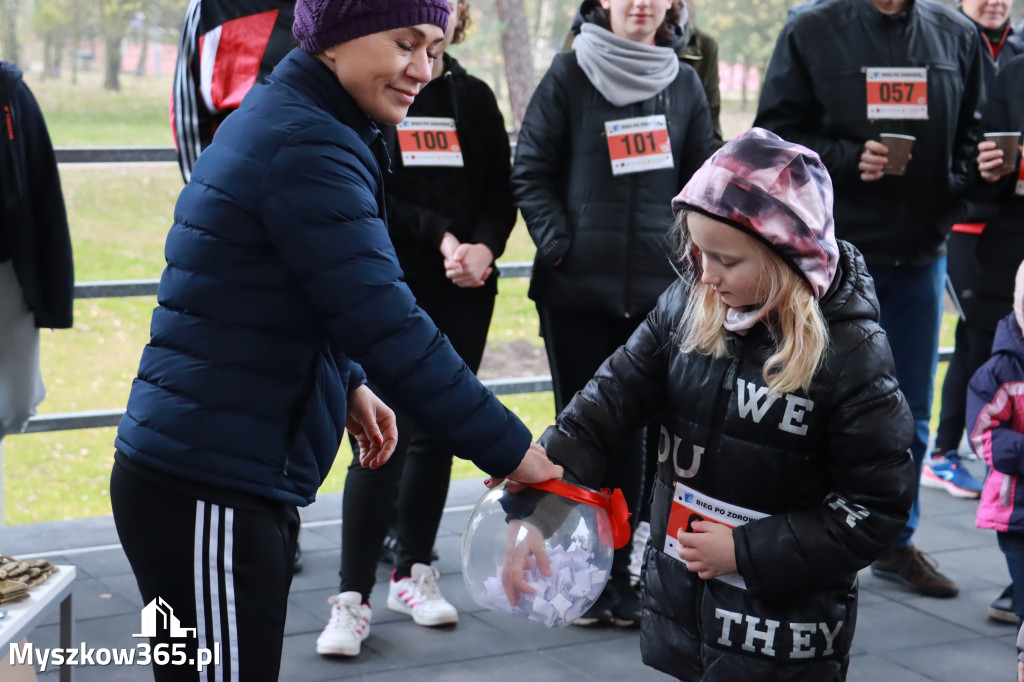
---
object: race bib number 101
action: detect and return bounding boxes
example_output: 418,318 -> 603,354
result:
866,67 -> 928,120
604,115 -> 674,176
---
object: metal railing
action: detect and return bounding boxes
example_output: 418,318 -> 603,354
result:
18,146 -> 953,435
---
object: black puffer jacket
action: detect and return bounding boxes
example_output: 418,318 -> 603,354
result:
755,0 -> 983,266
540,241 -> 915,681
967,53 -> 1024,331
381,54 -> 514,294
513,4 -> 717,318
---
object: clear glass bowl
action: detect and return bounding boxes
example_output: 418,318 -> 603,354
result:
460,482 -> 618,627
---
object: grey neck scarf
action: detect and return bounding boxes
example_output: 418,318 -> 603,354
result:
573,23 -> 680,107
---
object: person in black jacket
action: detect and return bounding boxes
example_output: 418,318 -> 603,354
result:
0,62 -> 73,442
755,0 -> 984,599
172,0 -> 296,182
500,129 -> 915,681
512,0 -> 716,627
925,0 -> 1024,502
966,50 -> 1024,624
318,0 -> 519,657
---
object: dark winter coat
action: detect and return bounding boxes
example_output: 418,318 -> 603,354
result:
971,313 -> 1024,534
0,62 -> 73,329
382,53 -> 514,294
962,54 -> 1024,332
116,49 -> 531,507
540,241 -> 915,681
754,0 -> 984,266
513,11 -> 717,318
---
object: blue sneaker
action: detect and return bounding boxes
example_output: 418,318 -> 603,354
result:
921,451 -> 983,499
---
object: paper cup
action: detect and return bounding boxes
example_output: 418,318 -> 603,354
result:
880,133 -> 916,176
984,132 -> 1021,174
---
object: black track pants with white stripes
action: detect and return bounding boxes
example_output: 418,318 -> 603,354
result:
111,460 -> 299,681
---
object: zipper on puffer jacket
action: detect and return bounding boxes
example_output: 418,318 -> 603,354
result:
692,341 -> 740,678
703,340 -> 741,467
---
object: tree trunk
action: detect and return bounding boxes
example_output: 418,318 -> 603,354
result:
0,0 -> 18,64
70,0 -> 81,85
531,0 -> 557,74
104,36 -> 122,91
740,54 -> 749,110
495,0 -> 534,135
135,16 -> 149,77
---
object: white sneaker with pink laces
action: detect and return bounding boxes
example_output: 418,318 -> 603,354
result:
386,563 -> 458,626
316,591 -> 371,656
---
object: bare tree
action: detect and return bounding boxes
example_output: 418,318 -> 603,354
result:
495,0 -> 534,134
0,0 -> 18,64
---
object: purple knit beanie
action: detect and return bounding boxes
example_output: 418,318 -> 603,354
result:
672,127 -> 839,299
293,0 -> 451,54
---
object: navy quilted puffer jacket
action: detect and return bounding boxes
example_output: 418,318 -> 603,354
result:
116,48 -> 531,506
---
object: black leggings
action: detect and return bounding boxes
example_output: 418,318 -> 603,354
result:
340,285 -> 495,599
110,460 -> 299,682
935,232 -> 997,453
537,304 -> 648,577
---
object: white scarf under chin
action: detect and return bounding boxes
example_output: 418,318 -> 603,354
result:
573,23 -> 680,107
723,305 -> 767,333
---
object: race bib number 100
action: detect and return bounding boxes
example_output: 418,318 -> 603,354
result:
396,117 -> 464,167
866,67 -> 928,120
604,115 -> 674,176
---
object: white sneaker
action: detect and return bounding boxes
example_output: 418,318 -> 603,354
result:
387,563 -> 458,626
316,591 -> 371,657
628,520 -> 651,586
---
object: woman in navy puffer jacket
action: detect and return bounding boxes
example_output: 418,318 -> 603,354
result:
109,1 -> 561,679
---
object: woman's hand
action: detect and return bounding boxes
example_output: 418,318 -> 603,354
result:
445,242 -> 494,288
501,519 -> 551,606
345,384 -> 398,469
484,442 -> 564,490
978,140 -> 1014,183
676,520 -> 737,580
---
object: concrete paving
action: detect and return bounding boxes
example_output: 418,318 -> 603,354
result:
1,456 -> 1017,682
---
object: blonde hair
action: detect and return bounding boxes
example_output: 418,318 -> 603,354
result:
676,212 -> 830,394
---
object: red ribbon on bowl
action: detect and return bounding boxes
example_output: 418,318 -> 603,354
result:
527,479 -> 632,549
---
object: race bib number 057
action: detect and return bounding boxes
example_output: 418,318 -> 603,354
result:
397,117 -> 464,167
604,115 -> 674,176
866,67 -> 928,120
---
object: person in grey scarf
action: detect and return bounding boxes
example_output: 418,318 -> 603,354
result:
512,0 -> 716,629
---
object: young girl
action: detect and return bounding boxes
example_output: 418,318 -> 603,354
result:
501,128 -> 915,681
970,260 -> 1024,640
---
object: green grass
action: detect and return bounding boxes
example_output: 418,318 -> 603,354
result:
3,154 -> 554,524
0,79 -> 959,526
24,70 -> 176,147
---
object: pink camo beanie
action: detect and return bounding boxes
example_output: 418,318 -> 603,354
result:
671,128 -> 839,299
